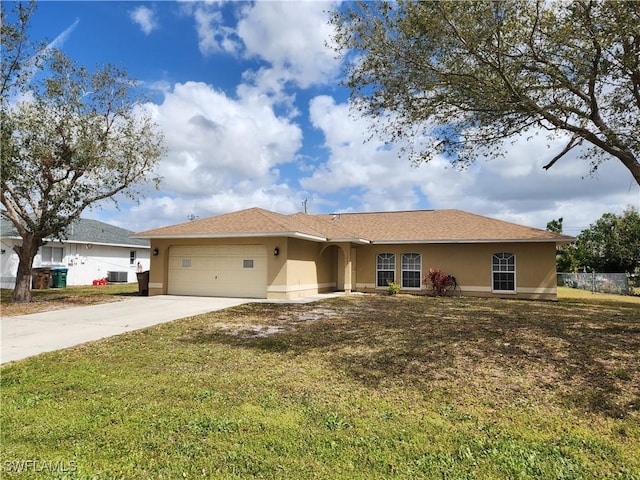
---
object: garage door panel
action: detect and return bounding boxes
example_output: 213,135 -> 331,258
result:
168,245 -> 267,298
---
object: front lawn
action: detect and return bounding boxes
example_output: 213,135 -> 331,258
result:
0,284 -> 139,317
1,294 -> 638,479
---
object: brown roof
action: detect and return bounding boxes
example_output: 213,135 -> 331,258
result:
134,207 -> 327,240
134,207 -> 574,244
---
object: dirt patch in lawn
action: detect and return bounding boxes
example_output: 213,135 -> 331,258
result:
183,294 -> 640,420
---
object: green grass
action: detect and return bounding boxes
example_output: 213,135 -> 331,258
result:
0,284 -> 139,316
1,283 -> 138,302
1,294 -> 639,479
557,285 -> 640,304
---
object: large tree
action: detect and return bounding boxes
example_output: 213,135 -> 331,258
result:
546,217 -> 578,272
574,207 -> 640,273
1,2 -> 165,302
330,0 -> 640,184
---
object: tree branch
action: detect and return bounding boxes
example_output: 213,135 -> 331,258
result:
543,135 -> 583,170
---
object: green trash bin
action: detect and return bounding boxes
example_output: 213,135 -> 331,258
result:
51,268 -> 68,288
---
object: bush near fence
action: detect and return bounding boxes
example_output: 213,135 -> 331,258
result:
557,272 -> 636,296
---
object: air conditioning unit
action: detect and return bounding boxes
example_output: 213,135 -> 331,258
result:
107,271 -> 128,283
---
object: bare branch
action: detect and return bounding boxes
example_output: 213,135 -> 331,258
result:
543,135 -> 583,170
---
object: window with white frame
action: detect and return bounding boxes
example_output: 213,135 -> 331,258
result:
41,246 -> 64,264
401,253 -> 422,288
376,253 -> 395,287
492,253 -> 515,292
130,250 -> 136,265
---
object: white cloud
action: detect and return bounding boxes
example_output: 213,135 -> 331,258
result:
123,89 -> 638,233
129,81 -> 305,229
127,184 -> 302,231
300,95 -> 640,231
185,1 -> 340,88
130,6 -> 159,35
236,1 -> 341,88
184,2 -> 241,56
93,2 -> 638,235
425,132 -> 640,232
301,96 -> 439,211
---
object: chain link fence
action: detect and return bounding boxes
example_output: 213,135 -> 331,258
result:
557,272 -> 636,296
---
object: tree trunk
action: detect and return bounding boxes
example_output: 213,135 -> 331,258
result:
12,235 -> 42,303
622,155 -> 640,185
619,151 -> 640,187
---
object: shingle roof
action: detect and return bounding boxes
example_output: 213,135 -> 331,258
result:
311,210 -> 572,243
134,208 -> 574,244
1,218 -> 149,248
134,208 -> 327,240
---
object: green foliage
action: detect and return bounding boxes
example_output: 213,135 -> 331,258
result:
386,280 -> 400,295
575,207 -> 640,273
545,218 -> 563,234
0,1 -> 41,101
2,50 -> 165,237
1,3 -> 165,301
546,218 -> 578,272
330,0 -> 640,184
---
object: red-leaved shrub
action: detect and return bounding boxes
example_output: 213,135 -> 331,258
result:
424,268 -> 454,296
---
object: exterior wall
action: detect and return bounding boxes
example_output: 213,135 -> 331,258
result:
146,237 -> 558,301
0,239 -> 150,289
272,238 -> 325,299
148,237 -> 286,298
354,242 -> 558,300
148,237 -> 332,300
317,245 -> 338,292
0,239 -> 20,289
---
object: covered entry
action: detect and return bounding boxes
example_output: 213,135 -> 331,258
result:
318,243 -> 355,293
168,245 -> 267,298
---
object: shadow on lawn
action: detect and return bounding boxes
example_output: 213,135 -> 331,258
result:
182,296 -> 640,419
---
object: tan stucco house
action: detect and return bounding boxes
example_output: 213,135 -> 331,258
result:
133,207 -> 574,301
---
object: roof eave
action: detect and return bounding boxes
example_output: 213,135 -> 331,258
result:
371,238 -> 575,244
327,237 -> 371,244
1,235 -> 149,248
133,231 -> 327,243
63,240 -> 150,249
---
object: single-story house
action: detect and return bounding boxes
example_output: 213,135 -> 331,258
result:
133,207 -> 574,301
0,218 -> 150,289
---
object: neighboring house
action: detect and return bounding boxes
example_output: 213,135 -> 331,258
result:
133,207 -> 574,301
1,218 -> 150,289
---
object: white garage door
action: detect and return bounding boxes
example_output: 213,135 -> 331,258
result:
168,245 -> 267,298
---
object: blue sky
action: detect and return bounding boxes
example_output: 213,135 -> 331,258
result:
19,1 -> 640,234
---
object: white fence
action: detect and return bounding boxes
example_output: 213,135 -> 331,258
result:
557,272 -> 636,296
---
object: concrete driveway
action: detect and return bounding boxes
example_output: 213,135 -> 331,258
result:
1,295 -> 254,364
